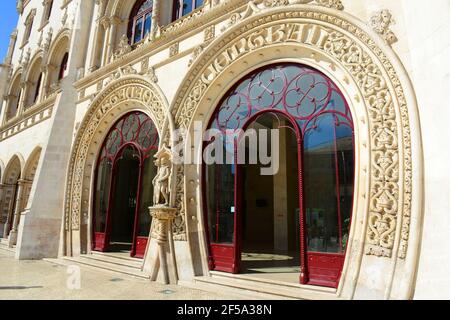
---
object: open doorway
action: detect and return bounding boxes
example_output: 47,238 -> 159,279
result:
240,113 -> 300,283
92,112 -> 159,258
108,146 -> 140,253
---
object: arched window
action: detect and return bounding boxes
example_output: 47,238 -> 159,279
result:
93,112 -> 159,258
6,75 -> 22,121
58,52 -> 69,80
203,63 -> 355,288
41,0 -> 53,27
172,0 -> 203,21
128,0 -> 153,45
22,9 -> 36,47
33,73 -> 42,103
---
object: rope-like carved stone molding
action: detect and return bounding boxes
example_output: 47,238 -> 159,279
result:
65,79 -> 166,230
172,9 -> 413,259
221,0 -> 343,33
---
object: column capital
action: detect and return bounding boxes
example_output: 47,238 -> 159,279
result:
99,16 -> 110,29
17,179 -> 32,186
149,206 -> 177,243
110,15 -> 122,26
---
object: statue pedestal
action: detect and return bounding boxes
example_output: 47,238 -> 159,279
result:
145,206 -> 178,285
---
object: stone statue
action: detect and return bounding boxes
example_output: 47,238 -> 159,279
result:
152,145 -> 172,206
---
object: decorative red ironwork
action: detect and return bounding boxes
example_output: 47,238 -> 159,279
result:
210,64 -> 353,134
204,63 -> 355,288
93,112 -> 159,258
99,112 -> 159,162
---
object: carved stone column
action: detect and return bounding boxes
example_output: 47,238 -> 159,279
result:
38,65 -> 49,101
4,29 -> 18,66
16,82 -> 29,116
0,184 -> 4,237
89,20 -> 103,72
8,179 -> 29,246
150,0 -> 161,39
105,16 -> 121,65
100,17 -> 111,66
3,184 -> 15,239
45,64 -> 58,94
2,94 -> 14,123
148,207 -> 178,284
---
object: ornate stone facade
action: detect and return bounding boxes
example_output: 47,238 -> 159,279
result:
2,0 -> 449,300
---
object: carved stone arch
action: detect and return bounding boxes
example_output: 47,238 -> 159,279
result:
24,147 -> 42,181
46,28 -> 70,66
8,68 -> 22,88
7,69 -> 23,95
63,75 -> 169,256
24,52 -> 44,108
25,51 -> 44,80
166,3 -> 423,299
44,28 -> 70,91
0,159 -> 5,183
4,70 -> 23,121
0,154 -> 24,233
3,154 -> 25,184
105,0 -> 136,21
104,0 -> 140,50
21,147 -> 43,211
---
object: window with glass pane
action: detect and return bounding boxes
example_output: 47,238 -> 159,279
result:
138,153 -> 157,237
173,0 -> 204,21
93,112 -> 159,253
303,97 -> 354,254
129,0 -> 153,45
94,156 -> 112,233
206,160 -> 235,244
204,63 -> 355,278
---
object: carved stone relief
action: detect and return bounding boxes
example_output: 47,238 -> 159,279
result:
170,8 -> 413,257
65,79 -> 166,231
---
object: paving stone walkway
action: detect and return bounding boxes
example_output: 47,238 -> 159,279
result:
0,250 -> 240,300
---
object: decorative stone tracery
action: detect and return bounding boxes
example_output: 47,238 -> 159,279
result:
64,77 -> 167,240
169,4 -> 416,260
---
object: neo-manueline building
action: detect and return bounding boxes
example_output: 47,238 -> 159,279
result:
0,0 -> 448,299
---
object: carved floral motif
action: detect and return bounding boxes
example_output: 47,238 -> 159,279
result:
65,79 -> 166,231
112,34 -> 132,62
171,9 -> 412,257
370,9 -> 398,46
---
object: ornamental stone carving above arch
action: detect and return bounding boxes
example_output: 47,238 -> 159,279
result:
64,76 -> 168,233
168,3 -> 422,262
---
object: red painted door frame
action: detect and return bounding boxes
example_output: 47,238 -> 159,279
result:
205,110 -> 350,288
93,144 -> 143,256
92,112 -> 159,259
202,63 -> 355,288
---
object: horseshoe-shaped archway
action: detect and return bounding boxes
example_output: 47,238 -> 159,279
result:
165,3 -> 423,299
64,75 -> 169,258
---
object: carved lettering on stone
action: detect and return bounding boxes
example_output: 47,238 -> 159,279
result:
171,11 -> 412,255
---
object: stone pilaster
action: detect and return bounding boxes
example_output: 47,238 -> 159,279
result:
0,184 -> 4,238
144,206 -> 178,285
105,16 -> 121,65
150,0 -> 161,39
8,179 -> 30,246
100,17 -> 111,66
16,82 -> 29,116
37,65 -> 49,102
3,184 -> 16,239
15,0 -> 96,260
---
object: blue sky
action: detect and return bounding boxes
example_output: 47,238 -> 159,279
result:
0,1 -> 19,63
